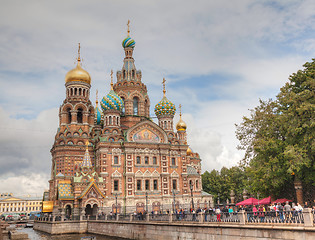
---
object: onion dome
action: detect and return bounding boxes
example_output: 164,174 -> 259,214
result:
122,37 -> 135,48
176,104 -> 187,131
154,96 -> 176,117
65,43 -> 91,85
95,90 -> 102,125
187,146 -> 192,156
100,71 -> 124,112
95,107 -> 102,125
101,89 -> 124,112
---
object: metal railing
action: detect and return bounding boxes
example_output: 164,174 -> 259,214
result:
246,211 -> 304,224
149,213 -> 169,222
173,213 -> 199,222
205,213 -> 240,223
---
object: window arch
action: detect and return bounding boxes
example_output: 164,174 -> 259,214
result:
121,97 -> 125,115
77,108 -> 83,123
74,88 -> 77,95
66,108 -> 72,124
109,116 -> 112,125
79,88 -> 82,96
133,97 -> 139,115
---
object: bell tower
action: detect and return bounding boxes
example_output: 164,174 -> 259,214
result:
113,21 -> 150,128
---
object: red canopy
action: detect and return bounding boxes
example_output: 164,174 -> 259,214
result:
258,196 -> 271,205
272,198 -> 292,204
236,197 -> 259,206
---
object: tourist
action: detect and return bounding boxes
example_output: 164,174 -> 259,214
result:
252,205 -> 258,221
215,206 -> 221,222
277,202 -> 284,222
284,201 -> 291,221
304,202 -> 310,209
296,203 -> 303,212
258,205 -> 265,222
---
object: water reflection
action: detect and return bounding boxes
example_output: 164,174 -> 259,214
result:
17,228 -> 126,240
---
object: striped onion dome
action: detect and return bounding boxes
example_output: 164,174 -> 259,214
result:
122,37 -> 135,48
95,106 -> 102,125
154,96 -> 176,117
101,90 -> 124,112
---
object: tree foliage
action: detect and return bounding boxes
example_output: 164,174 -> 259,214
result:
236,59 -> 315,201
202,166 -> 247,204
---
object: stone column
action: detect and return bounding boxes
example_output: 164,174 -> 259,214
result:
146,213 -> 150,222
80,210 -> 86,221
130,214 -> 133,222
303,208 -> 314,227
238,210 -> 246,225
61,209 -> 65,222
169,212 -> 173,223
116,214 -> 119,221
199,212 -> 204,223
73,207 -> 80,220
294,178 -> 304,205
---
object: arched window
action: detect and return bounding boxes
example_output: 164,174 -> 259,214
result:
196,180 -> 199,189
117,117 -> 119,125
109,116 -> 112,125
77,108 -> 83,123
121,97 -> 125,115
66,108 -> 72,124
133,97 -> 139,115
74,88 -> 77,95
70,88 -> 73,96
79,88 -> 82,96
123,70 -> 126,79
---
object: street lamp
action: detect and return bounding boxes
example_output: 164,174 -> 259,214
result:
115,193 -> 118,216
172,189 -> 176,213
189,182 -> 194,212
145,192 -> 148,213
217,193 -> 220,205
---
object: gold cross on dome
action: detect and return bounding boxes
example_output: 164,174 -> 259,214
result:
179,104 -> 182,117
127,20 -> 130,36
162,78 -> 166,97
96,90 -> 98,106
77,43 -> 81,62
110,69 -> 114,90
85,141 -> 89,148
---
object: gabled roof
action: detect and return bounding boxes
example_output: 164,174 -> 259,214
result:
187,166 -> 199,176
78,181 -> 106,199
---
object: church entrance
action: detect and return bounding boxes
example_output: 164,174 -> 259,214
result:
85,203 -> 98,216
65,205 -> 72,219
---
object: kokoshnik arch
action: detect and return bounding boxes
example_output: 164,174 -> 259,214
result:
45,22 -> 212,218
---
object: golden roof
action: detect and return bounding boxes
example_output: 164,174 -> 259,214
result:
176,104 -> 187,131
65,43 -> 91,85
187,146 -> 192,155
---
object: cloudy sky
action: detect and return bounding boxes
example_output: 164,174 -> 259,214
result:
0,0 -> 314,197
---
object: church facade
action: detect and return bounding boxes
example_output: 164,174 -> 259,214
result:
47,25 -> 212,218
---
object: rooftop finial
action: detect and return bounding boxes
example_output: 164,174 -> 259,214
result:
110,70 -> 114,90
127,20 -> 130,36
96,89 -> 98,107
179,104 -> 182,117
85,140 -> 89,149
77,43 -> 81,63
162,78 -> 166,97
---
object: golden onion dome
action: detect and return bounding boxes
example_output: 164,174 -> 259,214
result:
176,118 -> 187,131
65,61 -> 91,85
176,104 -> 187,131
187,146 -> 192,155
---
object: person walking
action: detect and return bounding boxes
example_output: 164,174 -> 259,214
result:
215,206 -> 221,222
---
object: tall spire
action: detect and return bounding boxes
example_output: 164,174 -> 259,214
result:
81,141 -> 92,168
162,78 -> 166,97
179,104 -> 182,118
127,20 -> 130,36
110,69 -> 114,90
96,89 -> 98,107
77,43 -> 81,64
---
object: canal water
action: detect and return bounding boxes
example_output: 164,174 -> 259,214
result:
16,227 -> 127,240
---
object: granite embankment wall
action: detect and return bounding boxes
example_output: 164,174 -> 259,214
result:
34,220 -> 315,240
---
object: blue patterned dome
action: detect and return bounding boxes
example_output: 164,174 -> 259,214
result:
122,37 -> 135,48
154,96 -> 176,117
101,90 -> 124,112
95,106 -> 102,125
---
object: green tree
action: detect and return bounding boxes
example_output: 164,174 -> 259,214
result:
236,59 -> 315,201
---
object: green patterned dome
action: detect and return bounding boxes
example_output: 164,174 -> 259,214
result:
154,96 -> 176,117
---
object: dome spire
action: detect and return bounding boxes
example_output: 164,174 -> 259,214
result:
127,20 -> 130,37
162,78 -> 166,97
176,104 -> 187,131
95,89 -> 98,107
77,43 -> 81,64
110,69 -> 114,90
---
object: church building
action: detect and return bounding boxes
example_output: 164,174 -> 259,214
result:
46,23 -> 212,218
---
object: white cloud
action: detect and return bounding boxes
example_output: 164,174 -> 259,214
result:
0,0 -> 314,195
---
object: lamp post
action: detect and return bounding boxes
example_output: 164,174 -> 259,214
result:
172,189 -> 176,213
115,193 -> 118,216
217,193 -> 220,205
145,192 -> 148,213
189,182 -> 194,212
